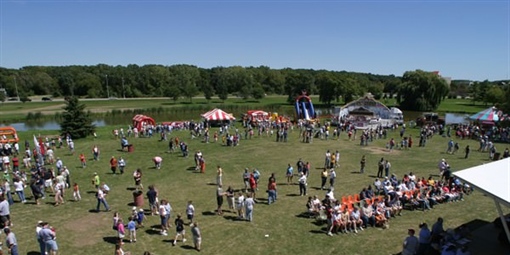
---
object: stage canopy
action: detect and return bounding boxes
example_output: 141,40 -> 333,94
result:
454,157 -> 510,243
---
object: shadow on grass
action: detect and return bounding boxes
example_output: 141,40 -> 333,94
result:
181,245 -> 196,250
186,167 -> 196,171
126,187 -> 136,191
145,227 -> 162,235
309,230 -> 326,234
127,202 -> 136,207
295,212 -> 314,219
350,171 -> 362,174
286,194 -> 300,197
27,252 -> 40,255
103,236 -> 119,244
223,215 -> 245,221
202,211 -> 216,216
86,191 -> 96,194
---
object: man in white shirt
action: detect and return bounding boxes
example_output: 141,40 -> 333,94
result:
298,173 -> 307,196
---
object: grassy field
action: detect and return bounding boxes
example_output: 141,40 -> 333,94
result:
8,124 -> 508,255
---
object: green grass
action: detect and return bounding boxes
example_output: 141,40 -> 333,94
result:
8,125 -> 507,255
436,99 -> 487,114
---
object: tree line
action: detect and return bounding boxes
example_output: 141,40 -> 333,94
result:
0,64 -> 508,111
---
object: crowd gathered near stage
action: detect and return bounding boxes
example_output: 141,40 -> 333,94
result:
0,118 -> 508,255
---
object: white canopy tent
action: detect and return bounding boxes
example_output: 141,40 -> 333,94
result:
454,158 -> 510,243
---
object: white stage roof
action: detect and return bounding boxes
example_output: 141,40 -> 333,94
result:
454,157 -> 510,208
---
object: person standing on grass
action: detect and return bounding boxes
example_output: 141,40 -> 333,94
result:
4,227 -> 18,255
384,160 -> 391,177
92,145 -> 100,161
267,178 -> 277,205
73,182 -> 81,201
186,201 -> 195,224
191,222 -> 202,252
136,208 -> 145,228
243,168 -> 251,192
147,185 -> 158,216
38,222 -> 58,255
329,168 -> 336,189
236,192 -> 245,219
127,216 -> 137,243
216,185 -> 226,215
244,193 -> 255,222
159,199 -> 169,236
79,153 -> 86,168
360,155 -> 366,174
320,168 -> 328,190
464,145 -> 470,159
226,186 -> 235,211
164,199 -> 173,230
172,214 -> 186,246
36,221 -> 46,255
133,169 -> 143,190
13,177 -> 26,203
118,157 -> 126,174
29,178 -> 43,205
298,172 -> 307,196
402,229 -> 419,255
92,172 -> 100,189
96,186 -> 110,212
286,164 -> 294,185
199,156 -> 206,173
377,158 -> 384,178
110,156 -> 118,174
53,182 -> 64,206
216,166 -> 223,186
117,218 -> 126,243
0,195 -> 11,228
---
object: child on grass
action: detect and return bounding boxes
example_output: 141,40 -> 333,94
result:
79,153 -> 86,168
127,216 -> 137,243
73,182 -> 81,201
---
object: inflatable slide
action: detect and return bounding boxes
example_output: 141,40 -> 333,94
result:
295,93 -> 316,121
0,126 -> 19,143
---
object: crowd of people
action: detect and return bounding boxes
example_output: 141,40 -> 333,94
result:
0,117 -> 506,255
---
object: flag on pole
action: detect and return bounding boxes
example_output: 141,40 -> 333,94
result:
33,135 -> 44,167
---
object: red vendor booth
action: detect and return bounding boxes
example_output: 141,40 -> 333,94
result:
132,114 -> 156,131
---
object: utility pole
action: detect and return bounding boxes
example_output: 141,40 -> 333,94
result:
105,74 -> 110,98
122,77 -> 125,98
13,76 -> 20,101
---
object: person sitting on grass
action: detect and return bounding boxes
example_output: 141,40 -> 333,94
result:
349,206 -> 364,233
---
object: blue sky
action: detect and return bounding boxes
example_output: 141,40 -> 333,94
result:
0,0 -> 509,81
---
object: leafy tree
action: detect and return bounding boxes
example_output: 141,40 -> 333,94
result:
284,70 -> 315,103
397,70 -> 450,111
169,65 -> 200,102
0,91 -> 5,103
164,85 -> 181,102
316,71 -> 340,106
485,85 -> 504,106
60,97 -> 95,139
19,94 -> 31,103
252,83 -> 266,100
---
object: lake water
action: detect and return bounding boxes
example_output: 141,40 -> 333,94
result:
0,111 -> 468,132
0,120 -> 107,132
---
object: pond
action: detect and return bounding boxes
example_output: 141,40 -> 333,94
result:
0,110 -> 468,132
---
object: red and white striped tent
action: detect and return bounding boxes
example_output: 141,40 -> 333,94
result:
201,108 -> 236,121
